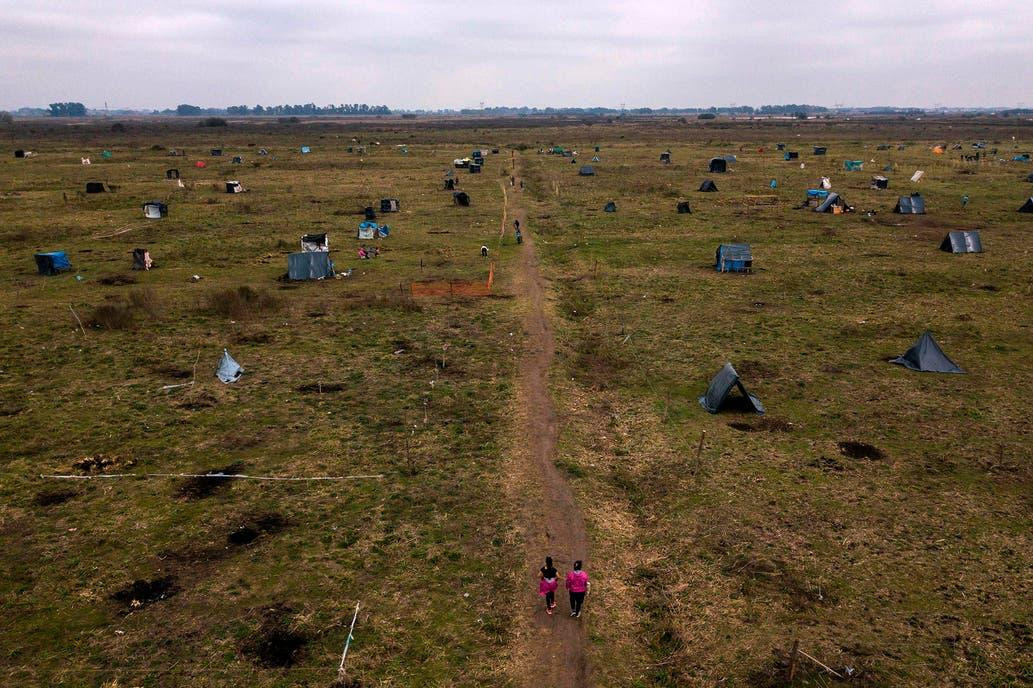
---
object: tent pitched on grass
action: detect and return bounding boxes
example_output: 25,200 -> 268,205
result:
895,193 -> 925,214
698,363 -> 765,414
34,251 -> 71,276
453,191 -> 470,206
813,146 -> 827,155
814,192 -> 850,213
225,181 -> 244,193
870,176 -> 889,189
300,233 -> 328,252
579,165 -> 595,176
940,231 -> 983,253
132,248 -> 153,270
380,198 -> 400,212
715,243 -> 752,272
708,157 -> 727,173
287,251 -> 334,280
676,201 -> 691,214
85,182 -> 109,193
216,349 -> 243,383
844,160 -> 863,171
699,179 -> 718,192
142,201 -> 168,218
890,331 -> 963,373
604,201 -> 617,212
1019,197 -> 1033,213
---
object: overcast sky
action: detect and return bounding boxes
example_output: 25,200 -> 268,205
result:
2,0 -> 1031,111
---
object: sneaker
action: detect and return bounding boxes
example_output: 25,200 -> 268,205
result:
575,611 -> 581,618
570,611 -> 577,617
549,603 -> 557,609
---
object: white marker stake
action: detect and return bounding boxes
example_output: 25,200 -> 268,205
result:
338,602 -> 361,678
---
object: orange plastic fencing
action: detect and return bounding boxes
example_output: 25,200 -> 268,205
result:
410,262 -> 495,298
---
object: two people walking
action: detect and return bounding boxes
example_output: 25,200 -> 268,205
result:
538,557 -> 589,618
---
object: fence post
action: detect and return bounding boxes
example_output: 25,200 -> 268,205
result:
787,639 -> 800,680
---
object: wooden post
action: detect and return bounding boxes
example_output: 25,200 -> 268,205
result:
694,431 -> 706,474
787,639 -> 800,680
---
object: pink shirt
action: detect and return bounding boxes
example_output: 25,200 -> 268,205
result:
565,570 -> 589,593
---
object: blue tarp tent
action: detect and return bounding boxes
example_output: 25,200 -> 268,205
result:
806,189 -> 829,198
300,146 -> 311,154
288,252 -> 334,280
715,243 -> 752,273
940,231 -> 983,253
844,160 -> 863,171
34,251 -> 71,276
358,221 -> 389,239
216,349 -> 243,383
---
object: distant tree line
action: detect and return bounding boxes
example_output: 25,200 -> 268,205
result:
426,104 -> 832,117
49,102 -> 87,117
171,103 -> 390,116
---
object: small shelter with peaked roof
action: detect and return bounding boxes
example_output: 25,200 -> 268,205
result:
217,349 -> 243,383
142,201 -> 167,219
940,231 -> 982,253
709,157 -> 727,173
225,180 -> 244,193
85,182 -> 109,193
699,179 -> 718,192
604,201 -> 617,212
698,363 -> 765,414
660,151 -> 671,164
166,168 -> 180,180
14,149 -> 25,158
784,151 -> 799,160
814,192 -> 850,213
890,332 -> 963,373
34,251 -> 71,276
453,191 -> 470,206
715,243 -> 752,272
288,251 -> 334,280
677,201 -> 691,214
131,248 -> 153,271
1019,197 -> 1033,213
380,198 -> 400,212
870,176 -> 889,189
895,193 -> 925,214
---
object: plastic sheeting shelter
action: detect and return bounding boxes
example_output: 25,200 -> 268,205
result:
364,206 -> 376,220
677,201 -> 691,214
469,164 -> 481,173
210,149 -> 222,156
357,221 -> 387,239
715,243 -> 752,272
579,165 -> 595,176
300,146 -> 311,154
380,198 -> 400,212
34,251 -> 71,276
85,182 -> 109,193
895,193 -> 925,214
216,349 -> 243,383
844,160 -> 863,171
132,248 -> 153,270
443,178 -> 455,190
142,201 -> 167,219
604,201 -> 616,212
890,331 -> 964,373
660,152 -> 671,163
815,193 -> 848,213
784,151 -> 799,160
940,231 -> 982,253
453,191 -> 470,206
14,149 -> 25,158
232,156 -> 243,164
225,181 -> 244,193
288,251 -> 334,280
698,363 -> 765,414
166,169 -> 180,179
301,233 -> 328,252
699,179 -> 718,192
813,146 -> 827,155
708,158 -> 727,173
1019,198 -> 1033,213
871,176 -> 889,189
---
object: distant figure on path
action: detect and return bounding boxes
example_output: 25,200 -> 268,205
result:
565,560 -> 590,618
539,556 -> 559,615
480,245 -> 489,257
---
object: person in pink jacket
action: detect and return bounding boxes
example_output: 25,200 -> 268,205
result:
538,556 -> 559,615
565,560 -> 590,618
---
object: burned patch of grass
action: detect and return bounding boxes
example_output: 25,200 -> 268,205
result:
112,576 -> 177,610
240,604 -> 308,668
297,382 -> 347,393
32,489 -> 78,507
227,513 -> 288,546
176,462 -> 244,499
838,441 -> 886,461
87,288 -> 161,330
728,417 -> 794,432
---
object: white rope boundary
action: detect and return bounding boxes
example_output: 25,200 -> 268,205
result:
39,472 -> 384,482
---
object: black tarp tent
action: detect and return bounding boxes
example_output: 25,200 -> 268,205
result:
453,191 -> 470,206
142,201 -> 168,219
698,363 -> 765,414
699,179 -> 718,192
940,231 -> 983,253
165,168 -> 180,179
1019,197 -> 1033,213
890,331 -> 964,373
708,158 -> 727,173
870,176 -> 889,189
85,182 -> 109,193
604,201 -> 617,212
813,146 -> 827,155
660,152 -> 671,163
14,149 -> 25,158
579,165 -> 595,176
677,201 -> 691,214
443,178 -> 455,190
131,248 -> 153,270
364,206 -> 376,220
894,193 -> 925,214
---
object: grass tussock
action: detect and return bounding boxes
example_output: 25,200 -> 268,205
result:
204,285 -> 281,319
87,288 -> 161,330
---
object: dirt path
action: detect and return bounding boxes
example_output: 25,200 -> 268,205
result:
506,154 -> 590,688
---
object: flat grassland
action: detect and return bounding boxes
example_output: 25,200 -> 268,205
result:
1,115 -> 1030,687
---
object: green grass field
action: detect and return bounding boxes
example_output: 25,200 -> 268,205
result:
1,116 -> 1030,687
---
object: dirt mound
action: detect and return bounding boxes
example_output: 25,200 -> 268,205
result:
838,441 -> 886,461
98,274 -> 137,286
112,576 -> 177,609
728,417 -> 794,432
228,513 -> 288,546
241,604 -> 308,667
177,462 -> 244,499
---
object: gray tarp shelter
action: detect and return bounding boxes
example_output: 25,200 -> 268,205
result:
288,251 -> 334,280
698,363 -> 765,414
890,331 -> 964,373
604,201 -> 617,212
677,201 -> 691,214
708,157 -> 727,173
216,349 -> 243,383
895,193 -> 925,214
1026,172 -> 1033,182
940,231 -> 983,253
699,179 -> 718,192
814,192 -> 848,213
1020,197 -> 1033,213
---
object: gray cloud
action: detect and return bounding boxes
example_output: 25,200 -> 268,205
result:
0,0 -> 1030,110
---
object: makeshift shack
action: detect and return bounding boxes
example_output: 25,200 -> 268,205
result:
870,176 -> 889,189
453,191 -> 470,206
210,149 -> 222,156
660,151 -> 671,164
300,233 -> 328,252
14,149 -> 25,158
142,201 -> 168,219
1019,197 -> 1033,213
894,193 -> 925,214
813,146 -> 827,155
698,363 -> 765,414
814,192 -> 850,213
715,243 -> 752,273
380,198 -> 400,212
216,349 -> 243,383
579,165 -> 596,176
709,157 -> 727,173
784,151 -> 799,160
225,181 -> 244,194
844,160 -> 863,171
288,251 -> 334,280
166,169 -> 180,179
699,179 -> 718,192
85,182 -> 109,193
132,248 -> 153,270
604,201 -> 616,212
677,201 -> 691,214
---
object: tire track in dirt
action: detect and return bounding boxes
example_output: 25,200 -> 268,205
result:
505,152 -> 590,688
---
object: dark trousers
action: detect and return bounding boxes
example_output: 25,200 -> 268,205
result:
544,591 -> 555,608
569,591 -> 586,615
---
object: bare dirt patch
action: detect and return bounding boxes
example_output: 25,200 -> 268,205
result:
177,462 -> 244,499
838,441 -> 886,461
240,604 -> 308,668
112,576 -> 177,610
